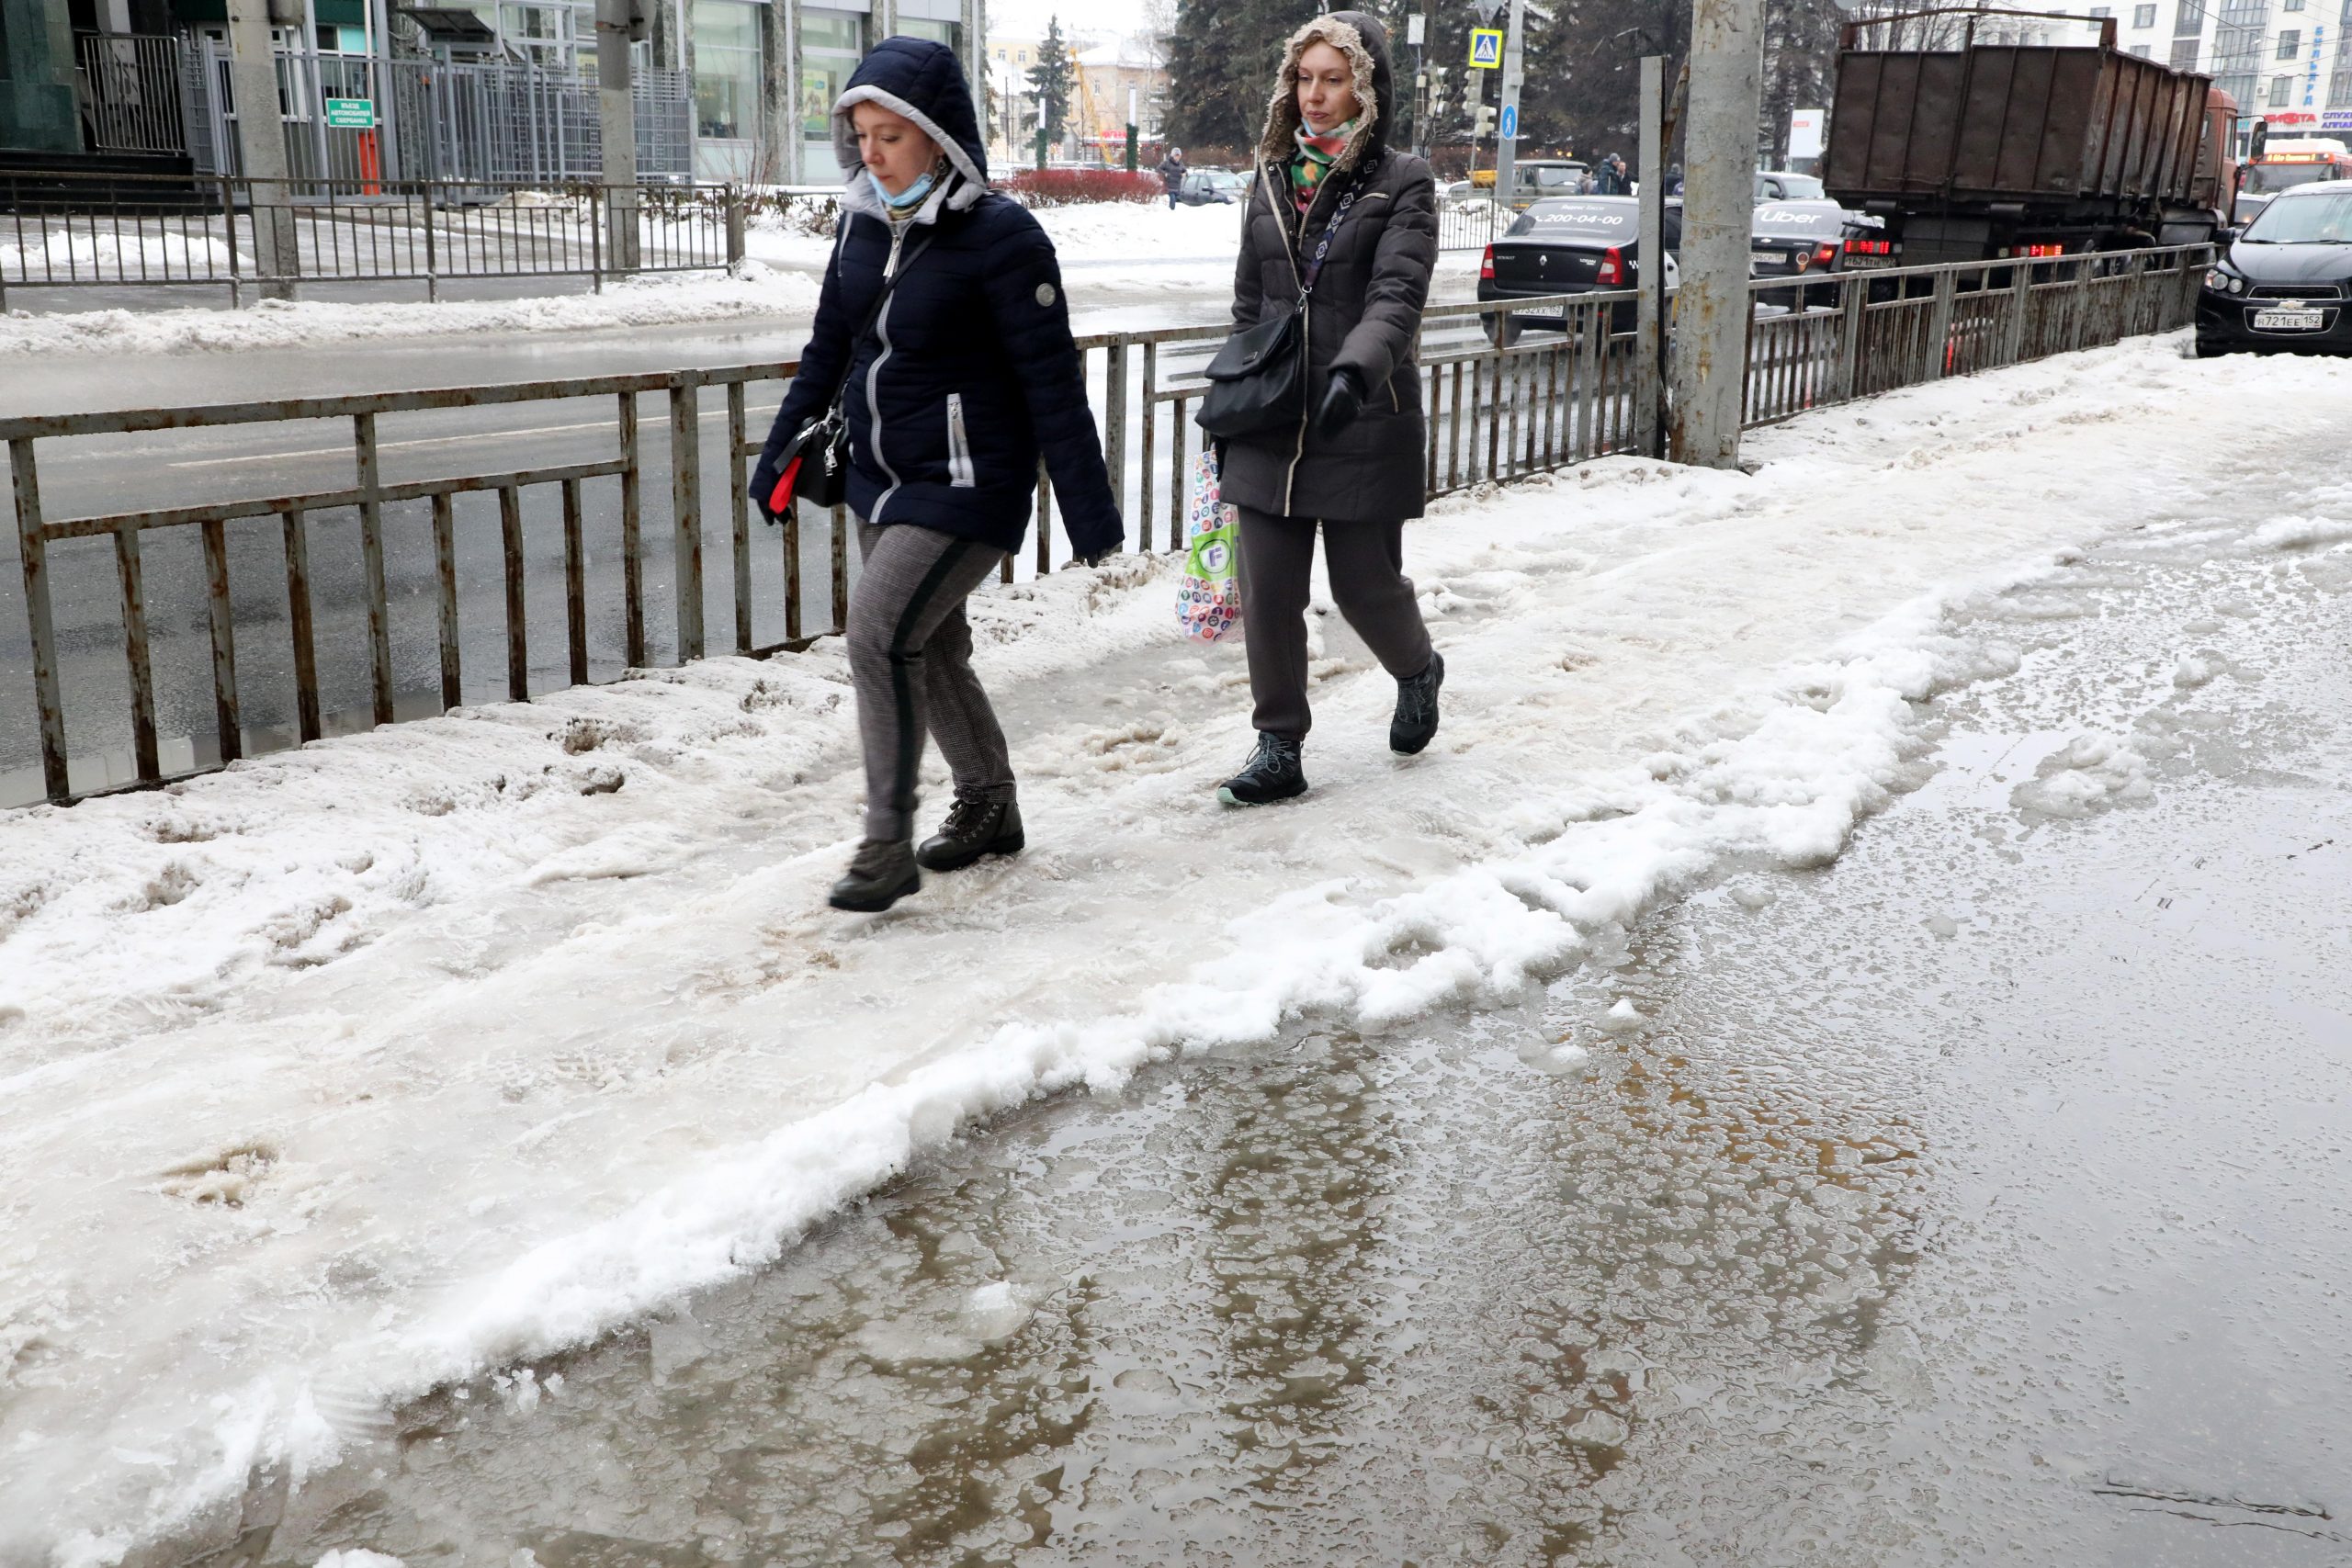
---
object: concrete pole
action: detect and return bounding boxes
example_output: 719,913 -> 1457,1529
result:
595,0 -> 639,271
224,0 -> 297,299
1668,0 -> 1762,468
1635,56 -> 1666,458
1493,0 -> 1525,206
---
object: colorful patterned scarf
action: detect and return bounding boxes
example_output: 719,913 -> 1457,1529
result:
1290,118 -> 1356,215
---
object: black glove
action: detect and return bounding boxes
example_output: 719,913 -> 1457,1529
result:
1311,367 -> 1365,442
749,454 -> 783,526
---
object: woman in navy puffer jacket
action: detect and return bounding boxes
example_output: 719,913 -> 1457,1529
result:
752,37 -> 1121,913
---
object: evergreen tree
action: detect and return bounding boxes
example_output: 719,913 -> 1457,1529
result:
1028,16 -> 1079,154
1164,0 -> 1318,154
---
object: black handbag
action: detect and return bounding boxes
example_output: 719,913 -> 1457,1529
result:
765,235 -> 923,519
1196,181 -> 1362,441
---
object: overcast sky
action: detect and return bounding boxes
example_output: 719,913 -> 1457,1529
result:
984,0 -> 1155,47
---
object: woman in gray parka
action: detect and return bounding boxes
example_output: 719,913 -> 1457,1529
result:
1214,10 -> 1444,807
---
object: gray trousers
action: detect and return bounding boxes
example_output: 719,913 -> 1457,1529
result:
847,521 -> 1014,842
1234,507 -> 1435,741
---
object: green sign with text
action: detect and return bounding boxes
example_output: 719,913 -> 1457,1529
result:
324,97 -> 377,130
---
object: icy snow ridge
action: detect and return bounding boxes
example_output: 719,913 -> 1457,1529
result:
6,331 -> 2350,1563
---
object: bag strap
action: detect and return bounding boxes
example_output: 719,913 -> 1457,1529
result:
1295,181 -> 1363,303
815,220 -> 931,423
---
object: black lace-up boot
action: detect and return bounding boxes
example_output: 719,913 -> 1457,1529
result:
916,796 -> 1025,872
1216,732 -> 1307,807
829,839 -> 921,912
1390,650 -> 1445,755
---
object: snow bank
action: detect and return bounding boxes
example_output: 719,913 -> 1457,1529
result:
1,230 -> 246,276
7,330 -> 2350,1563
0,262 -> 821,358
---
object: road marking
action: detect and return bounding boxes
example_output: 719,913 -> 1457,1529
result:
167,409 -> 734,469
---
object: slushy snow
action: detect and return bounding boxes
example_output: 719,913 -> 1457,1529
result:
6,331 -> 2352,1562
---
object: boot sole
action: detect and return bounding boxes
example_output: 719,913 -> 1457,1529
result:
828,872 -> 922,913
915,834 -> 1025,873
1217,784 -> 1306,807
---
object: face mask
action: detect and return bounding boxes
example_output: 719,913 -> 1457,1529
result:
869,164 -> 942,212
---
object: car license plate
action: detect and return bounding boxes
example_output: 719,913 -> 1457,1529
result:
1751,248 -> 1781,266
2254,307 -> 2326,330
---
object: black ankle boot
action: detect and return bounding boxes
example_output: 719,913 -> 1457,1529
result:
829,839 -> 920,911
1390,650 -> 1445,755
1216,732 -> 1307,807
917,797 -> 1025,872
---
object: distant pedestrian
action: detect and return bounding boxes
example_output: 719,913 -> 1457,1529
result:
752,37 -> 1122,912
1208,9 -> 1443,807
1158,145 -> 1188,208
1668,163 -> 1685,197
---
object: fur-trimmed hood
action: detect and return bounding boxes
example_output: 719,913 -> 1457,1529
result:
1255,10 -> 1395,176
831,36 -> 990,223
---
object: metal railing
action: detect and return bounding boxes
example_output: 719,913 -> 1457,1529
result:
73,32 -> 189,156
0,244 -> 2210,807
0,172 -> 742,304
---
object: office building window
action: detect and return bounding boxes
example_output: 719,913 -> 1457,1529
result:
2284,0 -> 2305,9
2175,0 -> 2204,31
2088,6 -> 2110,14
802,9 -> 864,138
2131,40 -> 2153,51
692,0 -> 760,141
898,17 -> 960,50
2334,64 -> 2352,99
2271,73 -> 2295,103
2278,28 -> 2302,54
2134,2 -> 2157,22
2171,36 -> 2199,64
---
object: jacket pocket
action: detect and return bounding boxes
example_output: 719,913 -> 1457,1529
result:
945,392 -> 976,488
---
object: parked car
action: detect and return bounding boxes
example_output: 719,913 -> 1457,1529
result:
1170,169 -> 1238,206
1748,199 -> 1859,308
1476,196 -> 1682,344
2195,182 -> 2352,356
1755,170 -> 1826,203
1505,158 -> 1593,210
1193,169 -> 1249,203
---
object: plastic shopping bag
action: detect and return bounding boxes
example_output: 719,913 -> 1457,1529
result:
1178,446 -> 1242,643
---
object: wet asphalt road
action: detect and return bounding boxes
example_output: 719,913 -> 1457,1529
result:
166,451 -> 2352,1564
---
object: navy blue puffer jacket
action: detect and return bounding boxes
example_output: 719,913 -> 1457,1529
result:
753,39 -> 1122,560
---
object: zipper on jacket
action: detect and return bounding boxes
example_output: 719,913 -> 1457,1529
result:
945,392 -> 976,488
865,220 -> 912,519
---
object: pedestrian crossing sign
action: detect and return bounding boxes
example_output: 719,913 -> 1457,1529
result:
1469,28 -> 1503,70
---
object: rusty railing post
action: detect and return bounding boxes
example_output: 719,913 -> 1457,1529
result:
670,380 -> 705,661
10,438 -> 71,802
353,412 -> 395,725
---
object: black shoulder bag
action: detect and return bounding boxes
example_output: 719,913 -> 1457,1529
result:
1194,178 -> 1363,441
765,232 -> 922,518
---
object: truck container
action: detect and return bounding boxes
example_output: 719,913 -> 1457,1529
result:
1825,8 -> 2236,265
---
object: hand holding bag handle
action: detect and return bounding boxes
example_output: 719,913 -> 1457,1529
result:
1195,181 -> 1363,441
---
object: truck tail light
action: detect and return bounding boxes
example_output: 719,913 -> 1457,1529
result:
1480,243 -> 1495,280
1596,245 -> 1625,286
1845,237 -> 1894,256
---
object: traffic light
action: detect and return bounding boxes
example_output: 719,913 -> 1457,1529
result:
1475,105 -> 1496,137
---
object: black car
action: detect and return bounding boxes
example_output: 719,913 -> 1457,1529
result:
1476,197 -> 1681,344
2196,183 -> 2352,357
1748,199 -> 1856,309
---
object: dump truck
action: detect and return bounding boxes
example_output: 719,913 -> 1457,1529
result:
1825,8 -> 2238,266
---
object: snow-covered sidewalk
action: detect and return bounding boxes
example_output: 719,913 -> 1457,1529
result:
5,332 -> 2349,1564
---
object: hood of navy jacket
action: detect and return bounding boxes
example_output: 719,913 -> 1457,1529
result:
831,38 -> 990,224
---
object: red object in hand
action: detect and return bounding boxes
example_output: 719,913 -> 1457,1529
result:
769,454 -> 804,515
